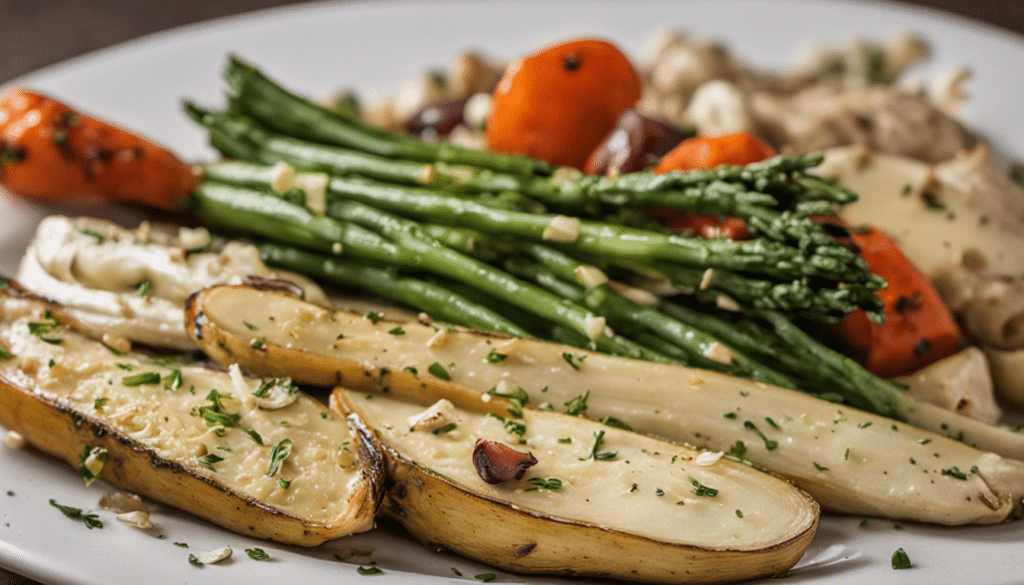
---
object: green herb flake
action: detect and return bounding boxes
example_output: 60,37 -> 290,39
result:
857,421 -> 873,429
135,279 -> 151,298
197,454 -> 224,471
80,229 -> 105,243
859,518 -> 870,528
891,547 -> 912,570
278,478 -> 291,489
561,352 -> 586,370
451,567 -> 463,576
198,389 -> 240,430
524,477 -> 562,492
403,365 -> 418,376
163,367 -> 182,391
728,440 -> 747,459
599,416 -> 634,431
941,466 -> 968,480
432,422 -> 458,435
485,349 -> 508,363
174,542 -> 189,548
115,362 -> 134,371
364,310 -> 382,324
814,462 -> 829,471
474,574 -> 496,582
49,499 -> 103,529
564,390 -> 590,416
581,430 -> 617,461
654,488 -> 664,496
557,437 -> 572,444
27,318 -> 61,344
77,445 -> 109,486
736,509 -> 744,518
427,361 -> 450,380
245,548 -> 270,561
94,397 -> 108,409
243,321 -> 259,331
743,420 -> 778,451
188,554 -> 204,568
267,438 -> 293,477
357,566 -> 384,575
690,477 -> 719,497
723,412 -> 738,419
388,326 -> 405,335
123,371 -> 161,386
250,338 -> 265,349
0,346 -> 12,359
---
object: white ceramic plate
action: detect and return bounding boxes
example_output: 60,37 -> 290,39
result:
1,1 -> 1023,584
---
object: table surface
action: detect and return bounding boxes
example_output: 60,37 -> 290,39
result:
0,1 -> 1021,584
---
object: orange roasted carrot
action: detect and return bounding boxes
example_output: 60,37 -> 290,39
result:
486,38 -> 642,170
0,89 -> 196,210
653,131 -> 775,173
648,132 -> 776,239
837,225 -> 963,377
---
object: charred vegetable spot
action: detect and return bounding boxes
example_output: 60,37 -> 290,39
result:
585,110 -> 691,175
513,542 -> 537,558
472,439 -> 537,484
913,338 -> 932,358
82,142 -> 115,181
562,53 -> 581,72
893,292 -> 923,313
820,221 -> 861,255
241,276 -> 305,299
192,311 -> 207,340
0,140 -> 26,166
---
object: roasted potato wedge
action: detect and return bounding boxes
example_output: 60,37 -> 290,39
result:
187,284 -> 1024,525
0,283 -> 383,545
333,387 -> 819,584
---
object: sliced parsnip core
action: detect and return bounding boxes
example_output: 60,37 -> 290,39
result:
0,295 -> 357,522
342,390 -> 817,550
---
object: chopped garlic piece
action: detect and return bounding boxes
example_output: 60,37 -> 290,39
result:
574,265 -> 609,290
407,399 -> 457,432
716,295 -> 741,312
607,281 -> 659,307
427,329 -> 452,349
296,173 -> 329,215
117,511 -> 154,529
197,547 -> 233,565
3,430 -> 26,450
99,492 -> 147,514
585,314 -> 607,343
269,161 -> 297,194
704,341 -> 735,365
699,268 -> 715,291
228,363 -> 252,396
542,215 -> 581,243
695,451 -> 724,466
177,226 -> 211,251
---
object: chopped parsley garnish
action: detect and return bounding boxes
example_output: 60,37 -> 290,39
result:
278,478 -> 291,489
28,316 -> 61,344
486,386 -> 528,418
727,440 -> 747,459
253,377 -> 298,398
743,420 -> 778,451
857,421 -> 873,429
245,429 -> 263,445
364,310 -> 382,324
94,397 -> 108,409
245,548 -> 270,561
403,365 -> 418,375
123,371 -> 161,386
0,346 -> 12,359
267,438 -> 292,477
427,361 -> 450,380
80,229 -> 105,243
49,499 -> 103,529
198,389 -> 240,429
891,547 -> 911,570
163,367 -> 182,390
557,437 -> 572,444
561,352 -> 586,370
599,416 -> 634,431
814,462 -> 829,471
690,477 -> 719,497
432,422 -> 458,435
524,477 -> 562,491
174,542 -> 189,548
474,574 -> 496,582
197,454 -> 224,471
357,566 -> 384,575
77,445 -> 108,486
250,338 -> 265,349
654,488 -> 664,496
134,279 -> 151,298
736,509 -> 744,518
563,390 -> 590,416
485,349 -> 507,363
388,326 -> 405,335
188,554 -> 204,568
581,430 -> 617,461
941,466 -> 968,480
244,321 -> 259,331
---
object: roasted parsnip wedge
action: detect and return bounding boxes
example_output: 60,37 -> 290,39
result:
16,216 -> 330,351
334,388 -> 818,584
0,284 -> 383,545
187,285 -> 1024,525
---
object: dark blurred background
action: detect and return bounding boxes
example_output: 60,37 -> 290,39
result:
0,0 -> 1021,83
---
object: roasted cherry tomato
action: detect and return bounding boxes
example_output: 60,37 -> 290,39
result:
487,38 -> 642,170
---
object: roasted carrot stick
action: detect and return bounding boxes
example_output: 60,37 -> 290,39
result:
487,38 -> 642,170
837,225 -> 963,377
0,89 -> 196,210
